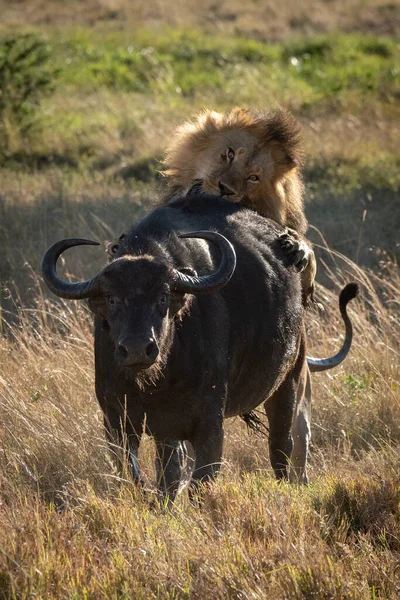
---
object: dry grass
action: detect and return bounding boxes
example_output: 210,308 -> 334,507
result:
1,0 -> 398,39
0,243 -> 399,597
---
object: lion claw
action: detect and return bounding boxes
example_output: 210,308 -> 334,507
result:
279,231 -> 310,273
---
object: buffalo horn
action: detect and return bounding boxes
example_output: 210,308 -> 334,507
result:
41,238 -> 101,299
173,231 -> 236,294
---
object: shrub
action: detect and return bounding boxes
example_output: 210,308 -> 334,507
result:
0,33 -> 57,155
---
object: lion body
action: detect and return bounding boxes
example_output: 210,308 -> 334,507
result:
163,108 -> 307,232
162,107 -> 316,300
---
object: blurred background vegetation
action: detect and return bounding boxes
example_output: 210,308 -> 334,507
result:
0,0 -> 398,312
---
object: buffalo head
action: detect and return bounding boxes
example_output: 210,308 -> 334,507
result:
41,232 -> 236,376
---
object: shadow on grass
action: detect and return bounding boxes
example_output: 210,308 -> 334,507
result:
0,166 -> 397,322
0,174 -> 154,321
307,186 -> 398,289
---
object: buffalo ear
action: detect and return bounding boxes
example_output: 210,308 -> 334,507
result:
171,292 -> 192,320
171,267 -> 197,317
106,241 -> 120,259
170,292 -> 189,316
87,296 -> 107,317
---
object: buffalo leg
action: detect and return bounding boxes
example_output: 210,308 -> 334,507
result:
103,411 -> 144,486
189,420 -> 224,498
289,365 -> 311,484
155,439 -> 188,501
264,378 -> 296,480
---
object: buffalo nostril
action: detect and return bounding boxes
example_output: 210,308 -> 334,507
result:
219,182 -> 235,196
146,340 -> 159,361
117,343 -> 128,358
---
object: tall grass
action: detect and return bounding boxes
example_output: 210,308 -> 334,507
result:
0,249 -> 399,597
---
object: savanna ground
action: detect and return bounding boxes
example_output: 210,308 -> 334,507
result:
0,1 -> 399,597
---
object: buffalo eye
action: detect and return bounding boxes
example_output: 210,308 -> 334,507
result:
248,174 -> 259,182
159,292 -> 169,307
106,295 -> 119,307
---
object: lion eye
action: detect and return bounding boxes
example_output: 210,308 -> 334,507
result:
227,148 -> 235,162
248,174 -> 259,182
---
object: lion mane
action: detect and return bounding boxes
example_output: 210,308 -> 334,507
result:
162,107 -> 307,236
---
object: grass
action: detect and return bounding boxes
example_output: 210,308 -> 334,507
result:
48,29 -> 397,97
0,2 -> 399,597
0,27 -> 398,166
0,260 -> 399,597
1,0 -> 398,40
0,29 -> 398,291
2,467 -> 400,598
0,26 -> 397,274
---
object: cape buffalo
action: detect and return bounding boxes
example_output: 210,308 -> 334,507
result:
42,194 -> 358,499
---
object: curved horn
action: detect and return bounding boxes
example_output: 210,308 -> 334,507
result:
41,238 -> 102,299
174,231 -> 236,294
307,283 -> 359,372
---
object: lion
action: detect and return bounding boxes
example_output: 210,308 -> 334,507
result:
161,107 -> 316,304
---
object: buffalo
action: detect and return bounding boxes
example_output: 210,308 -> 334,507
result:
42,194 -> 358,499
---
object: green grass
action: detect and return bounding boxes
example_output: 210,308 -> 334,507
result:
49,29 -> 399,100
0,27 -> 398,276
0,28 -> 398,168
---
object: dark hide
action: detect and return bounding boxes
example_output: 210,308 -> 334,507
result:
92,194 -> 305,498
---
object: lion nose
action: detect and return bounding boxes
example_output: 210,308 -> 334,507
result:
219,182 -> 235,196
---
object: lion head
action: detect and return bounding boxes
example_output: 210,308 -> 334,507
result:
163,107 -> 307,235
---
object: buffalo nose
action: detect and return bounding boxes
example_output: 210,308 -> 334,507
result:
219,182 -> 235,196
117,342 -> 129,359
145,340 -> 159,362
117,338 -> 159,366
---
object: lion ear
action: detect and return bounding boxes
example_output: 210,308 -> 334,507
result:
203,110 -> 224,128
283,152 -> 298,170
262,109 -> 303,172
270,144 -> 299,175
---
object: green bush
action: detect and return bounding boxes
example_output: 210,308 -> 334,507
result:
0,33 -> 57,155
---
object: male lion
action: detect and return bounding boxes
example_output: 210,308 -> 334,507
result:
162,107 -> 316,303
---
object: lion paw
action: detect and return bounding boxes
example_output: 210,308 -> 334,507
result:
279,231 -> 311,273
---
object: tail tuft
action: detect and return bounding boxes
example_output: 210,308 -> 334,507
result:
308,281 -> 359,372
339,282 -> 359,311
241,411 -> 269,437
